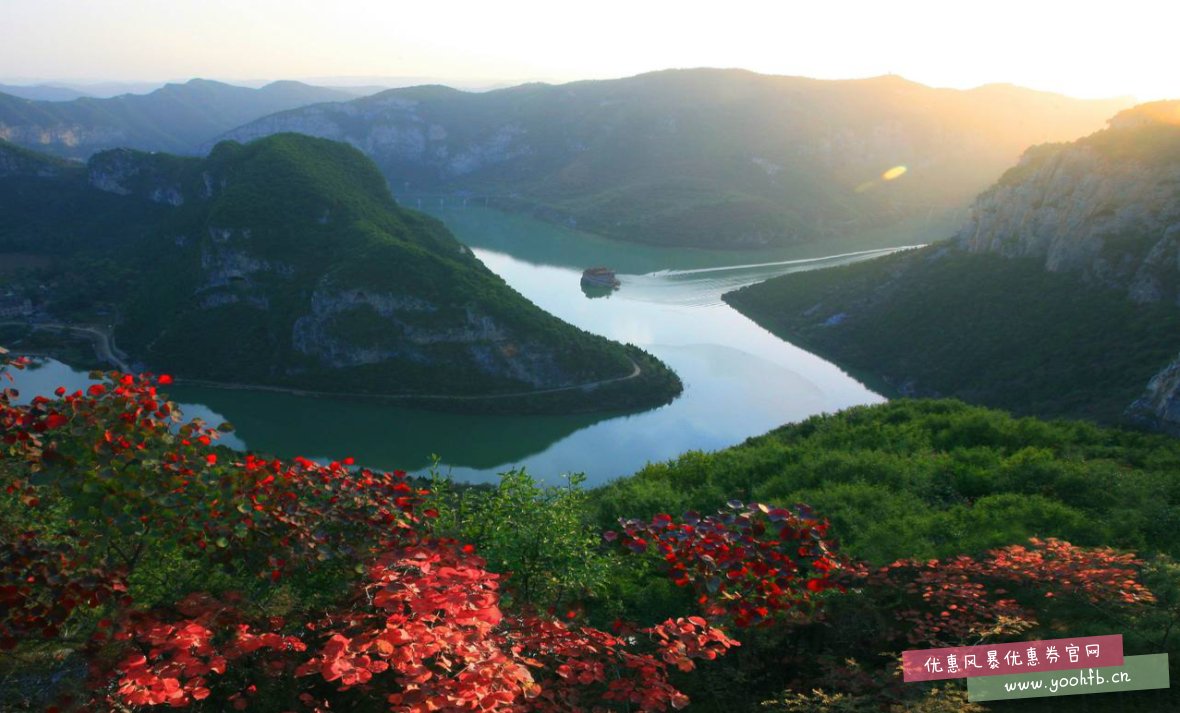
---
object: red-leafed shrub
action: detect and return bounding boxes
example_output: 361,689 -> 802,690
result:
0,365 -> 736,711
611,502 -> 854,627
1,357 -> 1161,711
857,538 -> 1155,647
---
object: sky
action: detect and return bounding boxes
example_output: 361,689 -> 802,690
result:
2,0 -> 1178,100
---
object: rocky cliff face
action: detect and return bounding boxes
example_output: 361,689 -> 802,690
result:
88,149 -> 187,205
1127,352 -> 1180,435
0,123 -> 128,158
291,286 -> 574,388
955,101 -> 1180,432
956,103 -> 1180,305
218,96 -> 534,184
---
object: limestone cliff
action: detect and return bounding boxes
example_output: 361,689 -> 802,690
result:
1127,352 -> 1180,435
954,101 -> 1180,432
956,101 -> 1180,305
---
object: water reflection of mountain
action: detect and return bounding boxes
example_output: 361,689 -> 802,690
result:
419,200 -> 948,274
165,385 -> 632,474
3,357 -> 630,476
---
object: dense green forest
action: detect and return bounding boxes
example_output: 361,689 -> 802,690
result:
0,136 -> 681,412
723,247 -> 1180,424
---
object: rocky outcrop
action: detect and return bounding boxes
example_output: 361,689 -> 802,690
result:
0,123 -> 127,157
291,286 -> 574,388
198,243 -> 294,290
955,102 -> 1180,432
955,105 -> 1180,305
1127,353 -> 1180,435
88,149 -> 186,205
218,102 -> 532,182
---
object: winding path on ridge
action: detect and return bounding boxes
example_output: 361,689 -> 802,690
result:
1,321 -> 131,372
169,357 -> 643,403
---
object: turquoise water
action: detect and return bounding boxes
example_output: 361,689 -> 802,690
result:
5,206 -> 901,485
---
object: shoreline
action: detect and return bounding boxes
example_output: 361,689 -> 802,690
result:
171,357 -> 642,403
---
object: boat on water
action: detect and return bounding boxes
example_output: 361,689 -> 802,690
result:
581,267 -> 621,289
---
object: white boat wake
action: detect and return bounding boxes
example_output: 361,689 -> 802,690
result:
619,245 -> 924,307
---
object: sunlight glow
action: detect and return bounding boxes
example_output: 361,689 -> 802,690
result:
0,0 -> 1177,100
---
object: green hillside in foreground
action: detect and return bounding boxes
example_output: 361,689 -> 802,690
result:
588,399 -> 1180,711
595,398 -> 1180,565
4,361 -> 1179,711
0,135 -> 680,413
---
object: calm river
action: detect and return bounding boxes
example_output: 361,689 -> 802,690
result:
7,204 -> 906,485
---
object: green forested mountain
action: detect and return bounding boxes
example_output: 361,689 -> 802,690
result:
0,135 -> 680,412
0,79 -> 360,159
723,102 -> 1180,432
219,69 -> 1129,249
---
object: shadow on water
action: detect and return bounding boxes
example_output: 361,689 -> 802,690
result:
1,357 -> 632,477
165,385 -> 636,475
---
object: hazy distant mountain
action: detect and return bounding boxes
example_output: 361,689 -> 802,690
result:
723,102 -> 1180,430
219,68 -> 1132,249
0,135 -> 679,412
0,83 -> 92,101
37,80 -> 168,97
0,79 -> 360,159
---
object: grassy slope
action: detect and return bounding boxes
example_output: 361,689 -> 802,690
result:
722,247 -> 1180,424
593,399 -> 1180,565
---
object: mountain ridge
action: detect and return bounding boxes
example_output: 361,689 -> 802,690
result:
0,79 -> 361,159
216,68 -> 1131,250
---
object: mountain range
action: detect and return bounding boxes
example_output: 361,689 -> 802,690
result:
0,83 -> 93,101
217,68 -> 1131,249
0,79 -> 371,159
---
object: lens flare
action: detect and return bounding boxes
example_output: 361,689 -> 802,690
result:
881,165 -> 908,181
